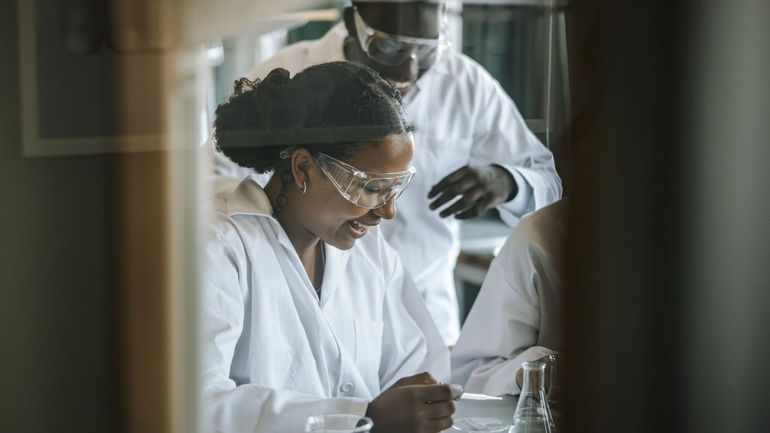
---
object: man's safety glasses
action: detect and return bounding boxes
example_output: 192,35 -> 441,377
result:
314,152 -> 416,209
352,7 -> 449,70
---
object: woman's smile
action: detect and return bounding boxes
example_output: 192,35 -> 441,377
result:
346,220 -> 369,238
346,218 -> 381,238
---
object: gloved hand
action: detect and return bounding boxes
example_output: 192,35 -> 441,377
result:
428,164 -> 517,219
366,373 -> 463,433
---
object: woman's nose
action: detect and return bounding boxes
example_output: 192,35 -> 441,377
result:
372,198 -> 397,220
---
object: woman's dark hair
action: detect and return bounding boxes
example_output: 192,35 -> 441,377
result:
213,61 -> 414,174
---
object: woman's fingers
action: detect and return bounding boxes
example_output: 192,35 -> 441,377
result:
422,399 -> 456,419
413,383 -> 463,403
393,371 -> 438,387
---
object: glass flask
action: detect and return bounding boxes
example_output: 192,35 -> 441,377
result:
509,361 -> 555,433
545,354 -> 566,426
305,414 -> 373,433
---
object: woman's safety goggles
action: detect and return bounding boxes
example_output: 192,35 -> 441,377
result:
352,7 -> 449,70
315,152 -> 416,209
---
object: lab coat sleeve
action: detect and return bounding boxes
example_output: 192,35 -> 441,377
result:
376,235 -> 452,387
201,234 -> 368,433
468,67 -> 562,226
450,232 -> 557,396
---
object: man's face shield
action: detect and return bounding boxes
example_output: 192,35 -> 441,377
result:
315,152 -> 416,209
352,6 -> 450,70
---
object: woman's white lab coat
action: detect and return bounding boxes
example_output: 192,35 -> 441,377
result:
201,177 -> 450,433
450,201 -> 566,395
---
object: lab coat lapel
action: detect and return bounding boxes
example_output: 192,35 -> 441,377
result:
224,177 -> 356,305
318,242 -> 350,307
225,178 -> 320,299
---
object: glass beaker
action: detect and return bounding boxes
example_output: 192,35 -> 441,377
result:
509,361 -> 555,433
305,414 -> 373,433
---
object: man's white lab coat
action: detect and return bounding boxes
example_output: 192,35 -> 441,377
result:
215,23 -> 562,345
202,176 -> 450,433
450,201 -> 565,395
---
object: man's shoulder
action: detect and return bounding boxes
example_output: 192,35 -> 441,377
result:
501,200 -> 566,255
520,201 -> 566,232
414,50 -> 503,105
248,25 -> 346,79
273,39 -> 317,57
437,50 -> 499,83
248,40 -> 319,79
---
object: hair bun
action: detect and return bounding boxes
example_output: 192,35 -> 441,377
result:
255,68 -> 291,132
263,67 -> 291,87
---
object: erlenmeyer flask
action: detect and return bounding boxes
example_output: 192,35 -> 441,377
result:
509,361 -> 555,433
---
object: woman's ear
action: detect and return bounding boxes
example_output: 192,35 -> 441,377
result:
290,148 -> 314,191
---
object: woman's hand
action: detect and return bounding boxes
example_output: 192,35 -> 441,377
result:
391,371 -> 440,386
366,373 -> 463,433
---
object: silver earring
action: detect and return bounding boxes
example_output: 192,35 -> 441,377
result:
300,181 -> 307,194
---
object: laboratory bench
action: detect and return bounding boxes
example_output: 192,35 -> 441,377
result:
445,393 -> 518,432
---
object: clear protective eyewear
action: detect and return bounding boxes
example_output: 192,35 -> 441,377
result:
352,6 -> 450,70
314,152 -> 416,209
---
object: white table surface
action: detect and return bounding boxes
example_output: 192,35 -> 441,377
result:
446,394 -> 517,432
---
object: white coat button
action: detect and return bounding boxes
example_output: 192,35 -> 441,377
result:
340,382 -> 354,392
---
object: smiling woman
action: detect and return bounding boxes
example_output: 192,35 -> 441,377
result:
203,61 -> 461,433
213,62 -> 416,252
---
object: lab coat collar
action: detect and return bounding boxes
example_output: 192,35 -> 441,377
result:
223,177 -> 297,256
424,50 -> 450,75
223,176 -> 352,304
406,55 -> 450,101
225,175 -> 274,218
222,176 -> 299,268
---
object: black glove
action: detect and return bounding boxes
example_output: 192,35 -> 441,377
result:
428,164 -> 517,219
